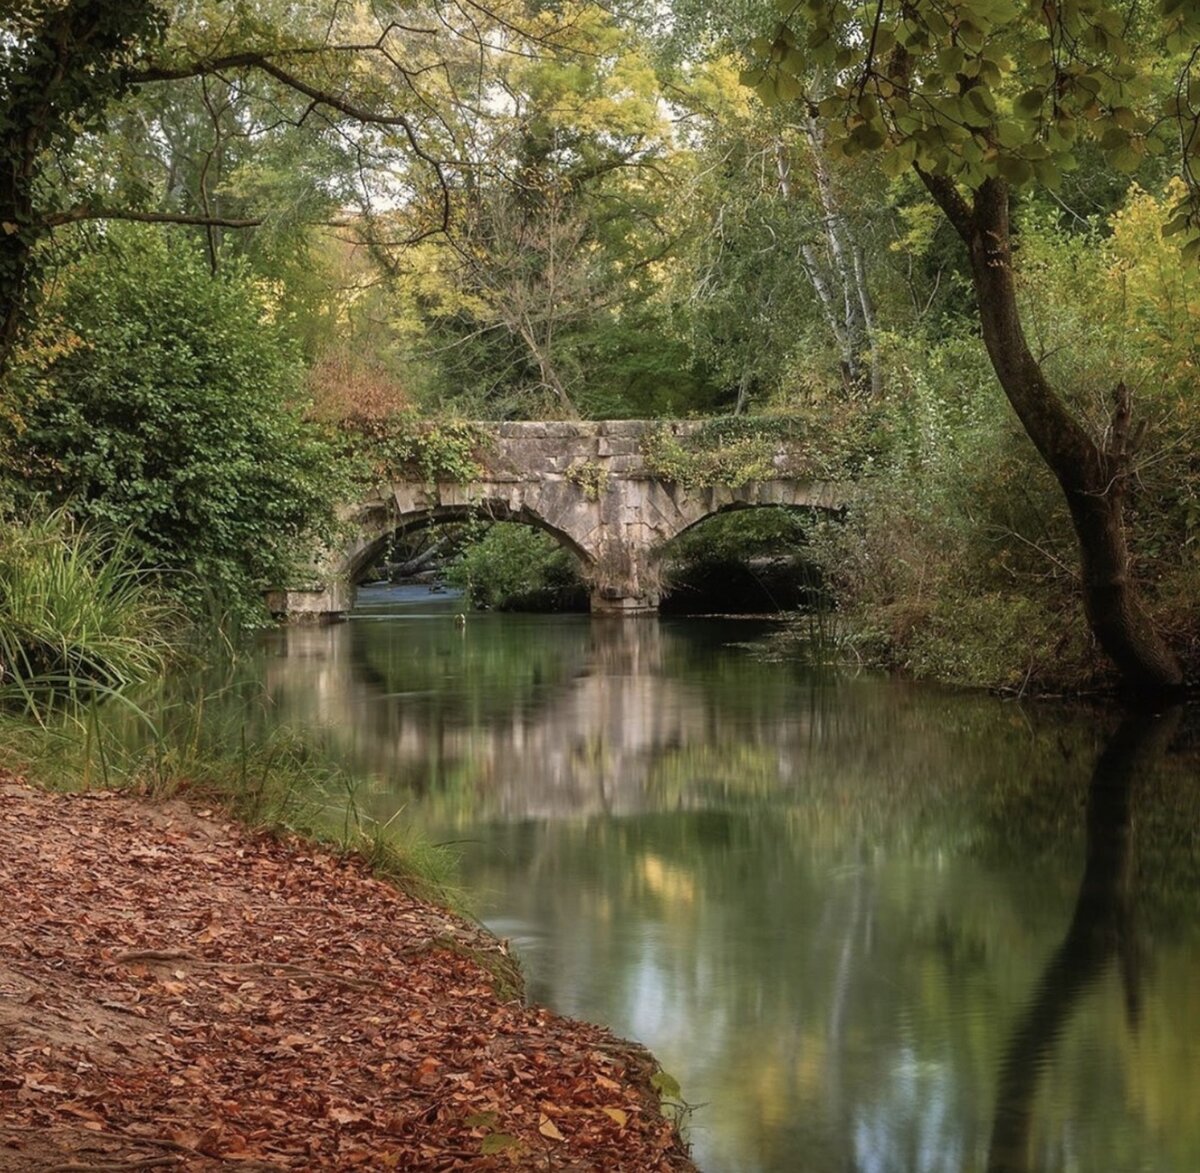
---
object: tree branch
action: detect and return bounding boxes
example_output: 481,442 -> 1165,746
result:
913,165 -> 975,241
41,208 -> 265,230
129,51 -> 452,234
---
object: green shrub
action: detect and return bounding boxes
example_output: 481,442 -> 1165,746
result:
444,524 -> 586,611
5,226 -> 343,629
899,593 -> 1098,694
0,510 -> 176,700
639,417 -> 807,488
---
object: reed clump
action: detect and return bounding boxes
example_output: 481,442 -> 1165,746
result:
0,510 -> 459,905
0,688 -> 461,908
0,510 -> 178,704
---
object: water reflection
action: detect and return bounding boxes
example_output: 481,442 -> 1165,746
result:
243,593 -> 1200,1173
988,711 -> 1179,1173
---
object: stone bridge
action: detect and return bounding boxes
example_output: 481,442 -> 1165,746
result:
267,419 -> 842,619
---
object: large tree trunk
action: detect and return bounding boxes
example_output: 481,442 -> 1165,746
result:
920,173 -> 1183,698
0,3 -> 159,379
0,170 -> 37,378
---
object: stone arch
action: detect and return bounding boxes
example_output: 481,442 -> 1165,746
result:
647,497 -> 841,612
338,494 -> 597,595
653,496 -> 839,554
265,420 -> 847,621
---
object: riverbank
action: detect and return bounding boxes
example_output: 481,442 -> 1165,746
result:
0,772 -> 694,1171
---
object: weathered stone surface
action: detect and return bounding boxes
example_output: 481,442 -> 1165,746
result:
265,583 -> 353,621
273,421 -> 842,618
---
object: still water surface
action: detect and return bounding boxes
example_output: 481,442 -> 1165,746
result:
251,585 -> 1200,1173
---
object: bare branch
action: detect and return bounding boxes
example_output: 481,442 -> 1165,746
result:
41,207 -> 265,229
129,50 -> 454,235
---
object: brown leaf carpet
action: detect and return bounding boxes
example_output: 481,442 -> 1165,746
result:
0,778 -> 695,1171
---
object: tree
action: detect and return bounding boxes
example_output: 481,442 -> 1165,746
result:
0,0 -> 536,378
5,226 -> 339,626
671,76 -> 890,408
402,3 -> 689,418
662,9 -> 892,403
747,0 -> 1192,695
1,1 -> 167,371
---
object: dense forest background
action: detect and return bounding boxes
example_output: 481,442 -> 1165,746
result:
2,0 -> 1198,692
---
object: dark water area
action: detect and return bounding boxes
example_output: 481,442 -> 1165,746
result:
244,585 -> 1200,1172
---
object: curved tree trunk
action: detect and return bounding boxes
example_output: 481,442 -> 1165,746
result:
919,173 -> 1183,698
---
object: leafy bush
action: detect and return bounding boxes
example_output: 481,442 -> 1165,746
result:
0,510 -> 176,700
802,320 -> 1106,689
899,594 -> 1097,694
640,417 -> 798,488
444,524 -> 586,611
5,227 -> 343,628
640,410 -> 890,488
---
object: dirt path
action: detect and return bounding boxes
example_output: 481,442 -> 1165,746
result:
0,777 -> 695,1171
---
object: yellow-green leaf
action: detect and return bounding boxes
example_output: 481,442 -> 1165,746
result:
481,1133 -> 523,1155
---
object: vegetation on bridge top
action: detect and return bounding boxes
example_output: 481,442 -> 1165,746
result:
354,415 -> 492,486
639,410 -> 886,488
342,410 -> 884,492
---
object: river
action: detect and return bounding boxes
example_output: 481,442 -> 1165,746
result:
243,585 -> 1200,1172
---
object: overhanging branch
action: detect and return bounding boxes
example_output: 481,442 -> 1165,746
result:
42,208 -> 266,230
128,50 -> 453,234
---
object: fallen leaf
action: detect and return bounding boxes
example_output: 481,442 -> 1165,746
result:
481,1133 -> 523,1155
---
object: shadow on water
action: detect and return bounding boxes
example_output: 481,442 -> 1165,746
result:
987,709 -> 1181,1173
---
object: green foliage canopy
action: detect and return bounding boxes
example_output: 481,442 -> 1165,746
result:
748,0 -> 1152,176
744,0 -> 1199,247
0,1 -> 168,361
6,227 -> 341,627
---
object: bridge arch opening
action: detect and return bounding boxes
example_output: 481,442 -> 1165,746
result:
345,501 -> 593,613
654,503 -> 836,616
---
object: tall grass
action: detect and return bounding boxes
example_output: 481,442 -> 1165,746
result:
0,683 -> 461,907
0,511 -> 177,705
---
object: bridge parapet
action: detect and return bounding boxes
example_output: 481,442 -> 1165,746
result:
269,419 -> 841,621
482,419 -> 679,480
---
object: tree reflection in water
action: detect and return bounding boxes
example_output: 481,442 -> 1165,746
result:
987,710 -> 1180,1173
